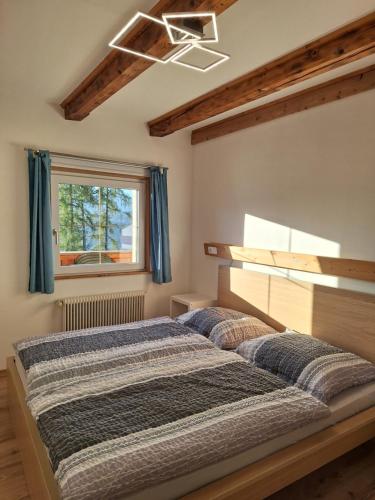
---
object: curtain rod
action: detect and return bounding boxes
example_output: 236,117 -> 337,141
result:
24,148 -> 167,170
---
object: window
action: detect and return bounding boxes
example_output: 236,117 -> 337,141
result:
51,168 -> 149,277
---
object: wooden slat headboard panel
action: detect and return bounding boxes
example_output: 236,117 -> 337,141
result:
205,243 -> 375,282
218,266 -> 375,363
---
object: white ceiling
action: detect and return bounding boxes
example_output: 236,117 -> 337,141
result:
1,0 -> 375,133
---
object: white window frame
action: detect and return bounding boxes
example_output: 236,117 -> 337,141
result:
51,168 -> 146,276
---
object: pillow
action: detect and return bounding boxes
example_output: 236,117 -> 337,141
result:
209,316 -> 277,349
236,332 -> 375,403
176,307 -> 248,337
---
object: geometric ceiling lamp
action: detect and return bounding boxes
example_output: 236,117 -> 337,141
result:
162,12 -> 218,44
170,43 -> 230,72
108,11 -> 199,64
109,10 -> 230,72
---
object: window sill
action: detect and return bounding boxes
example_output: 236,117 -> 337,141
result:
55,270 -> 151,280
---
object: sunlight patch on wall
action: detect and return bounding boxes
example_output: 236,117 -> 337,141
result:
243,214 -> 340,287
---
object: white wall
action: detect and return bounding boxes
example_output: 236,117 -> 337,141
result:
191,91 -> 375,298
0,97 -> 192,369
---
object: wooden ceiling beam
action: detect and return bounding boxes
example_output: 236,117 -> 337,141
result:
191,64 -> 375,144
61,0 -> 238,121
148,11 -> 375,136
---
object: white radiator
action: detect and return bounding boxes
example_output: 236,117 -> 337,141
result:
58,291 -> 145,331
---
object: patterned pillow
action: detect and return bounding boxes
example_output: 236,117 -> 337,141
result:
176,307 -> 248,337
209,317 -> 277,349
237,332 -> 375,403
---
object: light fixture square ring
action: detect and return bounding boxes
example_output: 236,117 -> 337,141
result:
170,43 -> 229,72
162,12 -> 218,45
109,11 -> 197,64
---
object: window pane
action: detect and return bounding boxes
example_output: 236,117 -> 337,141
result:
58,182 -> 139,267
58,183 -> 99,266
98,187 -> 133,250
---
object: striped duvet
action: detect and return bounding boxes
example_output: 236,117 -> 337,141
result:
15,317 -> 329,500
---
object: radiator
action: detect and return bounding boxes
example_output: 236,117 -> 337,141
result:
58,291 -> 145,331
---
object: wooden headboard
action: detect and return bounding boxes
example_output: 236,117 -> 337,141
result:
218,266 -> 375,363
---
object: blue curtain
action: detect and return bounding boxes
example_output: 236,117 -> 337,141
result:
28,150 -> 54,293
149,167 -> 172,284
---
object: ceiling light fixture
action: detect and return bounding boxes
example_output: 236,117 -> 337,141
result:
108,12 -> 199,64
109,10 -> 229,72
170,43 -> 229,72
162,12 -> 218,45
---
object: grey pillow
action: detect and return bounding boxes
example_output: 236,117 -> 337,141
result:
237,332 -> 375,403
209,317 -> 277,349
176,307 -> 248,337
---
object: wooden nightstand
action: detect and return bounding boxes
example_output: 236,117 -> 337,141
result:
170,293 -> 216,318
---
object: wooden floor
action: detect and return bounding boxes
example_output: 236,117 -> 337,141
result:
0,371 -> 374,500
0,371 -> 29,500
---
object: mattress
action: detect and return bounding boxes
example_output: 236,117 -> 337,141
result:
14,349 -> 375,500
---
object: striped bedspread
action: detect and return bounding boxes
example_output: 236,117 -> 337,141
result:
15,317 -> 329,500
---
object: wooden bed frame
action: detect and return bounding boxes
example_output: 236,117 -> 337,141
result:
7,264 -> 375,500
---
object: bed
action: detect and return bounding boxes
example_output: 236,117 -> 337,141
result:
7,264 -> 375,500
